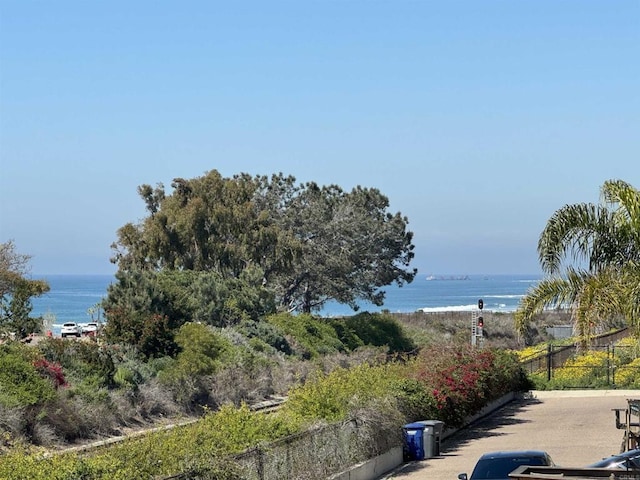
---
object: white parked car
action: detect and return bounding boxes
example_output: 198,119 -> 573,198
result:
61,322 -> 82,338
82,322 -> 100,335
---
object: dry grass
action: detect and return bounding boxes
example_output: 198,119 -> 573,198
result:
389,310 -> 571,349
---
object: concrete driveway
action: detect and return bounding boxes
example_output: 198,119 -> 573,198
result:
382,390 -> 639,479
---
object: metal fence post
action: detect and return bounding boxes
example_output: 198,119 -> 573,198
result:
607,344 -> 611,386
611,343 -> 616,387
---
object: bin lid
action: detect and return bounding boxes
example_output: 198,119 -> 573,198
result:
417,420 -> 445,433
403,422 -> 427,430
419,420 -> 444,426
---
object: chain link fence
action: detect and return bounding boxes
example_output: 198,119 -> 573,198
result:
160,416 -> 401,480
521,328 -> 640,387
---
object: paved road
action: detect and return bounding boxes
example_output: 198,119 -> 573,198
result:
382,390 -> 640,479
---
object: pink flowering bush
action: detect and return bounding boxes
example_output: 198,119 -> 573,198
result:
33,358 -> 66,388
409,345 -> 530,426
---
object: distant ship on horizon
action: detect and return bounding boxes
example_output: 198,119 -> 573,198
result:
426,274 -> 470,281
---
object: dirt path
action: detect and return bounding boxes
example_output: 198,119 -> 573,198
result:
383,390 -> 638,479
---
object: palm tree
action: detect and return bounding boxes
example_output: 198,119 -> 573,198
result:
515,179 -> 640,344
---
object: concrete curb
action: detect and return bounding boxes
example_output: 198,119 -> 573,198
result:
530,389 -> 640,398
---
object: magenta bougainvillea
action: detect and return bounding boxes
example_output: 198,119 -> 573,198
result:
410,345 -> 528,426
33,358 -> 66,388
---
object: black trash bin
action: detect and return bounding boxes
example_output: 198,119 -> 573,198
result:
419,420 -> 445,457
402,422 -> 427,461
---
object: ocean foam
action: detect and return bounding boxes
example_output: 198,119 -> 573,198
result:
418,304 -> 477,313
418,303 -> 517,313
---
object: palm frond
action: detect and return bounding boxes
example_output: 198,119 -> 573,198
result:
537,204 -> 611,274
514,272 -> 581,337
523,179 -> 640,345
601,179 -> 640,250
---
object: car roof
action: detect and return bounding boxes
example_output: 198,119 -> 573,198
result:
588,449 -> 640,467
478,451 -> 549,460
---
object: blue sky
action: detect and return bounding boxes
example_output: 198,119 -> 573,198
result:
1,1 -> 638,276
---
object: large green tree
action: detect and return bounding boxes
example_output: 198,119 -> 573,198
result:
273,182 -> 416,312
515,179 -> 640,343
0,241 -> 50,338
111,172 -> 294,276
110,170 -> 416,315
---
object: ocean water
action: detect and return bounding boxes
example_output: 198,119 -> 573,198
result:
30,274 -> 113,336
30,273 -> 541,334
321,274 -> 542,316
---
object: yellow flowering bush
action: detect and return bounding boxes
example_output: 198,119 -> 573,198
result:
526,336 -> 640,389
513,345 -> 548,361
617,337 -> 638,348
512,337 -> 576,363
614,358 -> 640,387
550,350 -> 610,388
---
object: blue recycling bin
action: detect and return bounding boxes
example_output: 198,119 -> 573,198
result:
403,422 -> 427,461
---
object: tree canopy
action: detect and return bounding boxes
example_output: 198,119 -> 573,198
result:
0,241 -> 50,338
515,179 -> 640,343
109,170 -> 416,321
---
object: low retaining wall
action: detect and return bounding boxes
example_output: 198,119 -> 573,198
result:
328,447 -> 404,480
329,392 -> 518,480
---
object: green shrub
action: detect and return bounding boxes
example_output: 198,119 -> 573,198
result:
159,323 -> 232,378
331,312 -> 416,353
67,374 -> 112,404
37,338 -> 116,388
613,337 -> 640,366
103,307 -> 178,359
283,363 -> 402,422
391,377 -> 438,422
0,347 -> 55,408
237,319 -> 292,355
266,313 -> 344,359
488,349 -> 534,395
113,366 -> 138,390
157,323 -> 241,410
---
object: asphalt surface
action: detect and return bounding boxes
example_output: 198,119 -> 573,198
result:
382,390 -> 640,479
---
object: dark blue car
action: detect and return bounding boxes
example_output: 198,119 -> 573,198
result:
458,450 -> 555,480
588,449 -> 640,470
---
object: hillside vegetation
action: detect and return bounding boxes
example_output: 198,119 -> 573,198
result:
0,308 -> 563,454
0,340 -> 531,480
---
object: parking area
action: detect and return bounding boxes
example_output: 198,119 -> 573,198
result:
383,390 -> 639,479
